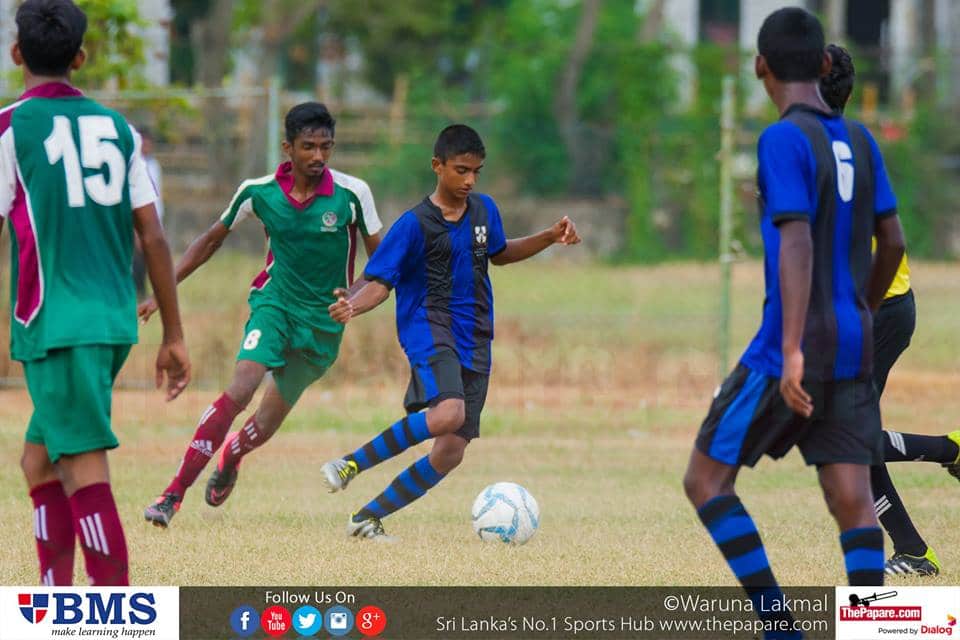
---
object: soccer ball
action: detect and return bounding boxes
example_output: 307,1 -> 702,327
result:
471,482 -> 540,545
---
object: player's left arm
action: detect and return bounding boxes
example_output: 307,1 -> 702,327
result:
868,215 -> 906,311
0,127 -> 16,237
490,216 -> 581,266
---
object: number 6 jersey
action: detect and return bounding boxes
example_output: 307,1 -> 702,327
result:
740,104 -> 898,381
0,82 -> 156,361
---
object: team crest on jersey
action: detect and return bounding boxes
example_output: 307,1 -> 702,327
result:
322,211 -> 338,228
474,225 -> 489,258
18,593 -> 48,623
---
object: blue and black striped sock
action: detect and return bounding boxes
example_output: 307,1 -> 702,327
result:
698,495 -> 800,640
840,526 -> 884,586
344,413 -> 431,472
354,455 -> 444,521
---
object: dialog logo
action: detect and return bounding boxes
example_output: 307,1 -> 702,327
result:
230,605 -> 260,638
292,605 -> 323,637
18,594 -> 49,624
324,605 -> 354,637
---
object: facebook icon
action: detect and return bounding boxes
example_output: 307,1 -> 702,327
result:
230,605 -> 260,637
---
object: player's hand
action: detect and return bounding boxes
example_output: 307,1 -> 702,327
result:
138,297 -> 159,323
155,339 -> 191,401
328,288 -> 354,324
551,216 -> 581,246
780,349 -> 813,418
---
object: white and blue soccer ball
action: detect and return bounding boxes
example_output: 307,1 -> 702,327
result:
471,482 -> 540,545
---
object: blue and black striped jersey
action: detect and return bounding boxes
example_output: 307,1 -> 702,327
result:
364,193 -> 507,374
741,104 -> 897,381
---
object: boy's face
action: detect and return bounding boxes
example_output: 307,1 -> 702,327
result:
283,128 -> 335,179
433,153 -> 484,199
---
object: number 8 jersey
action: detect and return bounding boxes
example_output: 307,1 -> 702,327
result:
0,83 -> 156,361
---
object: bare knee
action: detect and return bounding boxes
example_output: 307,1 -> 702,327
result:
821,480 -> 875,527
430,436 -> 468,474
819,464 -> 877,529
683,449 -> 737,509
252,383 -> 291,441
426,399 -> 466,435
21,449 -> 57,488
225,361 -> 267,408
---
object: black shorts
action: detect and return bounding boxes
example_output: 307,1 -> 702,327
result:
696,364 -> 884,467
873,289 -> 915,396
404,349 -> 490,441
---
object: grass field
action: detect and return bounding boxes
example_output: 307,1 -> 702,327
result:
1,254 -> 959,586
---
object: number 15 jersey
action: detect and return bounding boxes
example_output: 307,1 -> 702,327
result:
0,82 -> 156,362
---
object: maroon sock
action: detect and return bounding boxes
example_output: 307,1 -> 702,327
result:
69,483 -> 128,586
220,416 -> 269,470
29,481 -> 75,585
164,393 -> 243,497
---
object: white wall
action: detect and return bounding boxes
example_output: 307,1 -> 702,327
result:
137,0 -> 171,86
0,0 -> 16,95
741,0 -> 809,114
661,0 -> 698,108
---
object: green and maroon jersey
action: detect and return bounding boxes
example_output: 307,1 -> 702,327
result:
219,163 -> 383,334
0,82 -> 157,361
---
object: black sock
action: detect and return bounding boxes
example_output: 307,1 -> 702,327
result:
883,431 -> 959,463
871,463 -> 927,556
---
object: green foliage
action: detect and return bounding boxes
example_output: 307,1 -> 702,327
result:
366,73 -> 481,199
326,0 -> 506,96
482,0 -> 572,194
74,0 -> 146,89
882,103 -> 960,258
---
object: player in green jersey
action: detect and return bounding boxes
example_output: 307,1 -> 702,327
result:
142,102 -> 382,528
1,0 -> 190,585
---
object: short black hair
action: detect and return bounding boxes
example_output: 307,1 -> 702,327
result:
821,44 -> 855,112
433,124 -> 485,162
757,7 -> 825,82
284,102 -> 335,143
16,0 -> 87,76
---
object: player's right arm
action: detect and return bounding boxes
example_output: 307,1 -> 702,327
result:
137,221 -> 230,322
329,281 -> 390,324
139,182 -> 256,321
329,211 -> 422,324
759,123 -> 816,417
779,221 -> 814,418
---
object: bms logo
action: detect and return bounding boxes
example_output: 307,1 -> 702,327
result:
474,225 -> 487,245
16,592 -> 157,625
18,593 -> 49,623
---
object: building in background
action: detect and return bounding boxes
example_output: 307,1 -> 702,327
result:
657,0 -> 960,112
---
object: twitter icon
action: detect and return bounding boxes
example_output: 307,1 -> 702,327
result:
292,605 -> 323,637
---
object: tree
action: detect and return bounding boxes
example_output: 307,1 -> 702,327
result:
74,0 -> 146,89
553,0 -> 601,194
325,0 -> 505,96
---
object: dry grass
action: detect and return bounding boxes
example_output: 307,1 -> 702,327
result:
0,256 -> 958,586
